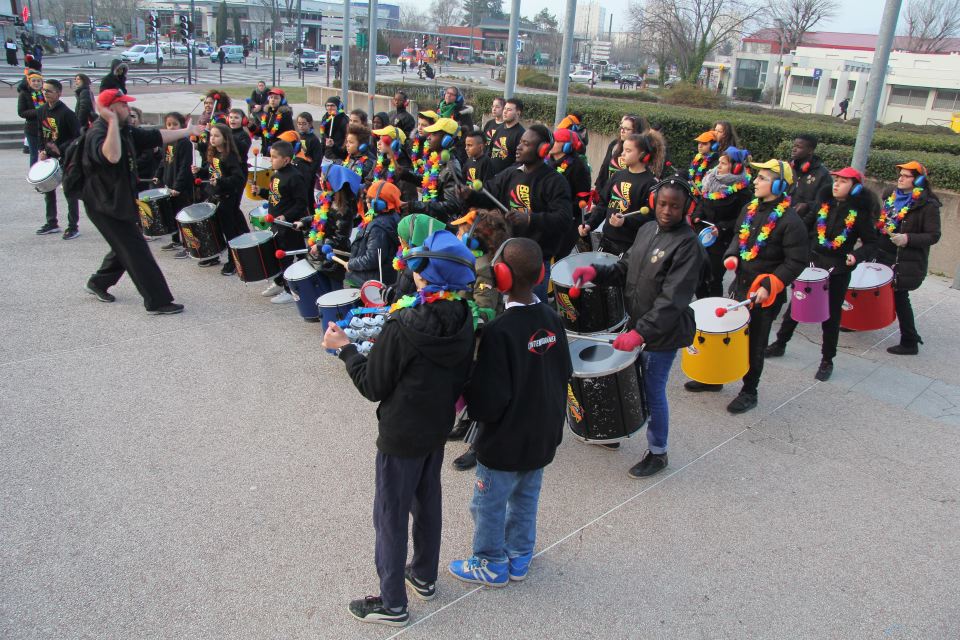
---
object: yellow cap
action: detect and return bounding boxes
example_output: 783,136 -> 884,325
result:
424,118 -> 460,136
371,125 -> 407,145
750,159 -> 794,185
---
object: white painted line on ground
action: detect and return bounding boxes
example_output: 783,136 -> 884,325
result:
859,297 -> 945,356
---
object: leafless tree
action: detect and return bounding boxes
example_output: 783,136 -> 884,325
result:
431,0 -> 462,29
766,0 -> 835,53
901,0 -> 960,53
400,0 -> 432,30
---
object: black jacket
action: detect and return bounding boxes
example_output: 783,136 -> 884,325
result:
595,138 -> 624,191
464,154 -> 494,185
339,299 -> 475,458
99,60 -> 127,92
554,153 -> 593,258
407,156 -> 463,223
321,112 -> 348,160
249,88 -> 268,111
724,196 -> 809,300
299,131 -> 324,178
254,106 -> 294,152
806,188 -> 878,275
594,220 -> 704,351
695,182 -> 753,233
74,85 -> 95,130
344,152 -> 374,181
875,187 -> 942,291
302,194 -> 356,281
17,80 -> 41,137
157,138 -> 195,195
789,155 -> 832,219
388,108 -> 416,137
587,168 -> 658,255
258,162 -> 308,221
348,212 -> 400,285
488,122 -> 524,175
231,126 -> 252,161
197,151 -> 245,212
466,302 -> 573,471
476,163 -> 573,258
82,119 -> 163,221
37,100 -> 80,158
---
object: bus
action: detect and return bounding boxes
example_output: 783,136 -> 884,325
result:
70,24 -> 115,49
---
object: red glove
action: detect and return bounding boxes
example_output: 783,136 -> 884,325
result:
723,256 -> 739,271
612,330 -> 644,351
571,265 -> 597,285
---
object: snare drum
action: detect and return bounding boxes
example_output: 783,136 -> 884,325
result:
245,157 -> 272,201
567,338 -> 647,443
228,231 -> 281,282
790,267 -> 830,324
682,297 -> 750,385
27,159 -> 62,193
248,202 -> 271,230
137,188 -> 175,236
176,203 -> 223,259
318,289 -> 362,352
841,263 -> 896,331
360,280 -> 387,307
551,252 -> 626,334
284,259 -> 338,321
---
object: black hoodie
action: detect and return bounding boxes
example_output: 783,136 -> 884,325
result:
37,100 -> 80,158
805,186 -> 878,275
17,79 -> 42,137
99,59 -> 127,92
338,299 -> 475,458
789,155 -> 832,218
74,83 -> 95,130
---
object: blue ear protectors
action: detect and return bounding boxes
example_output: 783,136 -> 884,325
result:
914,173 -> 926,187
850,182 -> 863,196
294,141 -> 301,153
441,134 -> 455,149
390,126 -> 402,154
370,180 -> 387,213
359,142 -> 368,153
710,141 -> 720,152
461,211 -> 481,251
771,160 -> 788,197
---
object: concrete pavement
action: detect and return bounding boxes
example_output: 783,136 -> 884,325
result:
0,145 -> 958,638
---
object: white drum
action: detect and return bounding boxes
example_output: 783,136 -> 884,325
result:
27,159 -> 63,193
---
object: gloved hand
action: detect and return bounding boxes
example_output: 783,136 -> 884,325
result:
571,265 -> 597,285
406,200 -> 426,214
613,330 -> 644,351
723,256 -> 739,271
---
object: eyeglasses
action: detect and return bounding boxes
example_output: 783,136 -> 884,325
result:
897,173 -> 914,179
42,89 -> 58,94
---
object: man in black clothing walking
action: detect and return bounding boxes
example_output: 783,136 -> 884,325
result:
35,79 -> 82,239
82,89 -> 203,315
788,134 -> 832,221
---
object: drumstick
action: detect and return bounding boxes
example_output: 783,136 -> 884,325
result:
468,179 -> 510,214
251,146 -> 260,186
263,214 -> 295,229
570,333 -> 615,344
620,207 -> 651,218
715,294 -> 757,317
569,277 -> 585,299
276,249 -> 309,258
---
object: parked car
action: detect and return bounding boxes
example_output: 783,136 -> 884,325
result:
210,45 -> 244,64
121,44 -> 163,65
619,73 -> 641,86
317,52 -> 327,65
286,49 -> 319,70
375,54 -> 390,66
664,75 -> 680,87
113,36 -> 125,46
195,44 -> 213,57
569,70 -> 593,83
600,67 -> 621,81
329,50 -> 341,63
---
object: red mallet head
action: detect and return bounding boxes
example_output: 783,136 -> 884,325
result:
568,277 -> 584,299
723,256 -> 738,271
715,306 -> 728,318
578,199 -> 587,209
194,178 -> 202,185
275,249 -> 287,259
263,213 -> 274,223
252,146 -> 260,156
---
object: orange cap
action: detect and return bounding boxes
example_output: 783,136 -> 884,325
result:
277,130 -> 300,144
694,131 -> 717,143
896,160 -> 927,175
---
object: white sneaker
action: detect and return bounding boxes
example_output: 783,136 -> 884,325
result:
261,283 -> 283,297
270,291 -> 293,304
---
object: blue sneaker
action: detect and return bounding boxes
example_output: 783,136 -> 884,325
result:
448,556 -> 509,587
508,553 -> 533,581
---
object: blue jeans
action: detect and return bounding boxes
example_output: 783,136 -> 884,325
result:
533,259 -> 551,301
639,349 -> 677,454
470,463 -> 544,564
26,132 -> 39,166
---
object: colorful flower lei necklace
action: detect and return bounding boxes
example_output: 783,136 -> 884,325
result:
31,90 -> 43,109
554,155 -> 573,175
389,289 -> 463,314
308,190 -> 332,247
372,153 -> 396,182
409,135 -> 426,175
877,187 -> 922,235
687,152 -> 717,195
703,173 -> 752,201
420,152 -> 441,202
259,111 -> 281,140
738,196 -> 792,261
343,155 -> 365,177
392,245 -> 411,271
816,202 -> 857,250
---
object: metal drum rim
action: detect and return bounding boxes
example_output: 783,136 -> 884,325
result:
568,337 -> 639,378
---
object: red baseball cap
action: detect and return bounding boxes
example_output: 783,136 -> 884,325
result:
553,128 -> 582,151
97,89 -> 136,108
829,167 -> 864,182
267,87 -> 285,97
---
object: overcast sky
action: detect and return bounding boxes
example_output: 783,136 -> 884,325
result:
512,0 -> 886,35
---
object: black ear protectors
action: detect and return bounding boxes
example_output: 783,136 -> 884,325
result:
648,177 -> 697,217
406,247 -> 476,274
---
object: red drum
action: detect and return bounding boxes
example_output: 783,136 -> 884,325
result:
176,203 -> 223,259
790,267 -> 830,323
841,263 -> 896,331
229,231 -> 281,282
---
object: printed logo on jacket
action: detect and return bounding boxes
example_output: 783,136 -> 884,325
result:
527,329 -> 557,354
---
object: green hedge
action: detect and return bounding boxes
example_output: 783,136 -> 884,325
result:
773,141 -> 960,192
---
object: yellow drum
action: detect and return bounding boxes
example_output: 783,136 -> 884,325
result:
245,156 -> 272,201
681,297 -> 750,385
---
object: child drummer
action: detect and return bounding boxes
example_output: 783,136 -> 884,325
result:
765,167 -> 878,380
685,160 -> 808,414
571,178 -> 704,477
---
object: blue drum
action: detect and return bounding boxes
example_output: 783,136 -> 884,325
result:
285,259 -> 337,322
317,289 -> 361,351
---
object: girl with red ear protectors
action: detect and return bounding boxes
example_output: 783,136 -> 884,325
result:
571,178 -> 705,478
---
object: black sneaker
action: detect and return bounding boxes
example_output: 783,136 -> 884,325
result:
727,392 -> 758,414
84,283 -> 115,303
173,249 -> 189,259
36,223 -> 61,235
198,257 -> 221,267
62,228 -> 80,240
764,341 -> 786,358
452,448 -> 477,471
347,596 -> 409,627
161,242 -> 181,251
627,450 -> 668,478
147,303 -> 185,315
814,360 -> 833,381
887,344 -> 919,355
220,262 -> 236,276
448,418 -> 471,440
684,380 -> 723,392
405,567 -> 436,601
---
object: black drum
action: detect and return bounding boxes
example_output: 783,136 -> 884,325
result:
566,337 -> 647,443
137,188 -> 175,236
228,231 -> 281,282
551,252 -> 626,334
176,203 -> 223,259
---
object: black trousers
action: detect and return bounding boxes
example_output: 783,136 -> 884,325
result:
45,189 -> 80,230
695,229 -> 734,299
215,199 -> 248,265
374,448 -> 444,610
776,271 -> 851,361
894,289 -> 921,347
86,208 -> 174,310
742,295 -> 786,396
273,225 -> 305,289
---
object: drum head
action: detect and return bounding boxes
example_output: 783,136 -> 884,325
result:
318,288 -> 361,308
551,252 -> 621,287
138,188 -> 171,201
849,263 -> 893,289
248,157 -> 271,171
569,338 -> 638,377
284,259 -> 317,281
228,230 -> 274,249
690,297 -> 749,333
28,159 -> 59,182
797,267 -> 829,283
360,280 -> 387,306
176,202 -> 217,223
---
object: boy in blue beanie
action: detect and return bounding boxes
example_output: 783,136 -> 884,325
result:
323,230 -> 477,627
449,237 -> 573,586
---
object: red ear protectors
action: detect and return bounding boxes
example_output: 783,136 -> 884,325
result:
492,238 -> 545,293
797,160 -> 810,174
241,116 -> 249,127
648,178 -> 697,217
538,142 -> 551,159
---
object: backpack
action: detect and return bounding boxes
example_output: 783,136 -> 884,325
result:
61,130 -> 87,199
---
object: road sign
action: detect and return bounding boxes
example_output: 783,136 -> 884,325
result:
813,68 -> 822,79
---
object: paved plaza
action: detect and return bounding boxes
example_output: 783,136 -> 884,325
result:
1,143 -> 959,639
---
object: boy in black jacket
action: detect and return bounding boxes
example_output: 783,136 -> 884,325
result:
788,134 -> 832,220
449,237 -> 572,587
322,230 -> 477,628
463,130 -> 493,185
35,79 -> 82,238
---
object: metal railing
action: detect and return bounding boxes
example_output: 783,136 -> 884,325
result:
789,102 -> 812,113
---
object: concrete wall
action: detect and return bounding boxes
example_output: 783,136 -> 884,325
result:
306,85 -> 415,119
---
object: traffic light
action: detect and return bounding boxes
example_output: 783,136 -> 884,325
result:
179,15 -> 190,45
147,14 -> 157,36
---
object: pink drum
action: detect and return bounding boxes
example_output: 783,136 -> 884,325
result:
790,267 -> 830,323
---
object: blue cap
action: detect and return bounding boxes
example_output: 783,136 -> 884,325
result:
324,164 -> 361,195
417,230 -> 476,291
